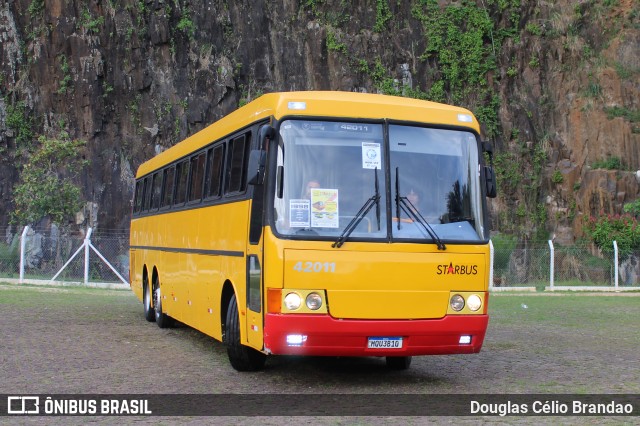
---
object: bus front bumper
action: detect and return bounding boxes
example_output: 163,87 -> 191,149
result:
263,313 -> 488,356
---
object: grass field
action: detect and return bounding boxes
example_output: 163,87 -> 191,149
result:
490,292 -> 640,330
1,282 -> 639,397
2,282 -> 639,425
2,283 -> 637,333
1,284 -> 638,349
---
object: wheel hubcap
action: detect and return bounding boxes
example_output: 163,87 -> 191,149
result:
154,287 -> 161,316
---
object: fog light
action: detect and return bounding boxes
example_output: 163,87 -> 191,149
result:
306,293 -> 322,310
284,292 -> 301,310
286,334 -> 307,346
459,335 -> 472,345
467,294 -> 482,311
450,294 -> 465,311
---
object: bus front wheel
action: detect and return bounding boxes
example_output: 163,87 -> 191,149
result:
143,275 -> 155,322
386,356 -> 412,370
225,294 -> 266,371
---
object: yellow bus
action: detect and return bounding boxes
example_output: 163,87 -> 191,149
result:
130,91 -> 497,371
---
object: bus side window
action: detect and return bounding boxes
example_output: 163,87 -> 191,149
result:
142,176 -> 152,212
206,144 -> 225,199
174,159 -> 189,205
189,152 -> 206,202
161,166 -> 175,208
150,172 -> 162,210
133,180 -> 144,214
227,133 -> 250,194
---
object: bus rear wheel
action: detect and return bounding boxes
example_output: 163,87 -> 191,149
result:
153,278 -> 173,328
386,356 -> 412,370
225,294 -> 266,371
143,275 -> 155,322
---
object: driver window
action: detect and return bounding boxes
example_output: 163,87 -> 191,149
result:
275,120 -> 386,236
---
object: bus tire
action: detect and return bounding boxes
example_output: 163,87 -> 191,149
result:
153,278 -> 173,328
225,294 -> 266,372
386,356 -> 412,370
143,275 -> 155,322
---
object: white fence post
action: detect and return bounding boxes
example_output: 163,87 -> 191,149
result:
548,239 -> 554,290
19,226 -> 29,283
49,227 -> 127,286
84,228 -> 93,285
613,240 -> 618,290
489,239 -> 494,290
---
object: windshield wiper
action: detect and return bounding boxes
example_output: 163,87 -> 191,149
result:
333,168 -> 381,248
395,167 -> 446,250
395,167 -> 402,228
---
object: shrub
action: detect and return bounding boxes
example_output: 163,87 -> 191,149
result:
552,170 -> 564,184
491,233 -> 517,276
623,199 -> 640,217
0,237 -> 20,275
583,214 -> 640,258
591,156 -> 622,170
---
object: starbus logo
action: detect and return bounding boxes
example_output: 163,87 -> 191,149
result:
437,262 -> 478,275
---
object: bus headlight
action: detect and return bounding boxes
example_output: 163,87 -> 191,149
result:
305,293 -> 323,310
467,294 -> 482,312
450,294 -> 465,311
284,292 -> 302,310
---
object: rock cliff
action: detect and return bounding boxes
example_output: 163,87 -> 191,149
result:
0,0 -> 638,242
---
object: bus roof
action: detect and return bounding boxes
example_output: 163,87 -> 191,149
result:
135,91 -> 480,178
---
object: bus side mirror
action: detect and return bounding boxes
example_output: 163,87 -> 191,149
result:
482,141 -> 497,198
484,166 -> 497,198
247,125 -> 275,186
247,150 -> 266,186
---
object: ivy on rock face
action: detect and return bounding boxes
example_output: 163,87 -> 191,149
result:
411,0 -> 521,138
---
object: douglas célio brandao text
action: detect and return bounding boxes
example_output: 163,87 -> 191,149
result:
470,399 -> 634,416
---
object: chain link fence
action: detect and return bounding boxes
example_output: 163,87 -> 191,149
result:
1,226 -> 638,289
491,238 -> 639,290
0,226 -> 129,287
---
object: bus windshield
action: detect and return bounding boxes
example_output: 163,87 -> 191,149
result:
273,119 -> 485,242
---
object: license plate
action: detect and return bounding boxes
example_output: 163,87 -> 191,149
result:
367,337 -> 403,349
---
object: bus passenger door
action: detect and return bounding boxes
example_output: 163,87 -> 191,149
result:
244,124 -> 273,351
245,252 -> 263,350
245,181 -> 265,350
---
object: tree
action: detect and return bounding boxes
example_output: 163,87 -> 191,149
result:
11,132 -> 88,226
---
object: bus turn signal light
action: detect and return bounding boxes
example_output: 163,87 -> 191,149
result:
267,288 -> 282,313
